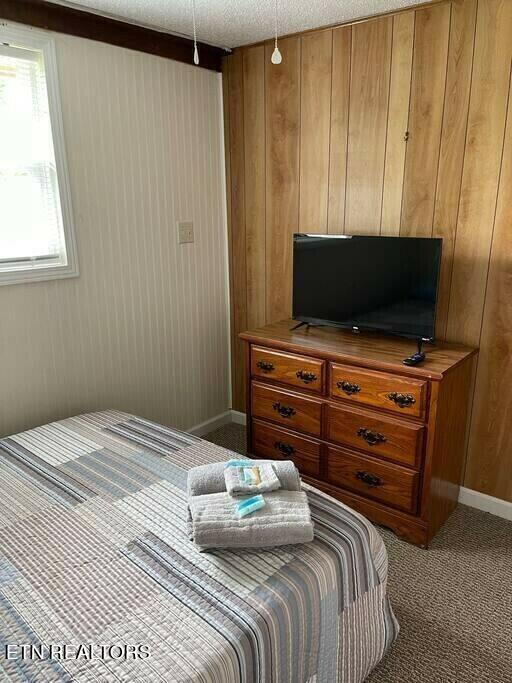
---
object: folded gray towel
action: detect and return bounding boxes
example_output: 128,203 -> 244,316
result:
188,490 -> 314,551
224,463 -> 281,496
187,459 -> 300,497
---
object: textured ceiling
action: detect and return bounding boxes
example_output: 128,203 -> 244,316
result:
53,0 -> 433,49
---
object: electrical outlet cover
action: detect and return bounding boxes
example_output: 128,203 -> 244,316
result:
177,221 -> 194,244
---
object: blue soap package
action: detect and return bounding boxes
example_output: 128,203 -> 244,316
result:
236,495 -> 266,518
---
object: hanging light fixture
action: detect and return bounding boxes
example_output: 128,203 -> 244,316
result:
271,0 -> 282,65
192,0 -> 199,65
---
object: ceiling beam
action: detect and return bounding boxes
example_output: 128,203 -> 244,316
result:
0,0 -> 227,71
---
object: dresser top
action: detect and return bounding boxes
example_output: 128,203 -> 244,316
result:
240,320 -> 477,380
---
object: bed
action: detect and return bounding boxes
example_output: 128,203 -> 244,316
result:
0,410 -> 398,682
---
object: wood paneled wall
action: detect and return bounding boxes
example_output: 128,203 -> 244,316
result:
223,0 -> 512,503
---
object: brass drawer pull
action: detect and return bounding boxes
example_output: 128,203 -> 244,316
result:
357,427 -> 386,446
296,370 -> 317,384
355,470 -> 383,487
387,392 -> 416,408
272,402 -> 296,419
274,441 -> 295,456
256,360 -> 275,372
337,380 -> 361,395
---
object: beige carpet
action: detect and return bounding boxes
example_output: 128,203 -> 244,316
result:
204,423 -> 512,683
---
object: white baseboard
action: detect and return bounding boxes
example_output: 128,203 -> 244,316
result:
458,486 -> 512,521
231,410 -> 247,425
188,410 -> 233,437
191,412 -> 511,522
188,409 -> 246,437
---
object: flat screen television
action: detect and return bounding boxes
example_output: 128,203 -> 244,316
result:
292,234 -> 442,341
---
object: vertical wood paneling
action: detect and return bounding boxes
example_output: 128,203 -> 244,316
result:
381,12 -> 414,235
243,46 -> 266,330
225,0 -> 512,503
447,0 -> 512,346
265,36 -> 300,323
433,0 -> 477,338
345,18 -> 392,234
464,71 -> 512,500
0,34 -> 230,437
227,51 -> 247,410
328,26 -> 351,234
299,30 -> 332,233
401,4 -> 450,235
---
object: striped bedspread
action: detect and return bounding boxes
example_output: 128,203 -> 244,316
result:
0,411 -> 398,682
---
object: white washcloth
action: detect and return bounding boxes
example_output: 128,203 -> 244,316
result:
187,460 -> 301,497
224,462 -> 281,496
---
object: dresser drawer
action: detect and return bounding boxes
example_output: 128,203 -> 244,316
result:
330,363 -> 427,419
326,403 -> 423,468
251,419 -> 320,478
252,346 -> 325,394
327,445 -> 419,514
251,382 -> 322,437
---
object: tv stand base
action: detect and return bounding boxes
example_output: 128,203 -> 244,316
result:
290,321 -> 325,332
403,339 -> 427,366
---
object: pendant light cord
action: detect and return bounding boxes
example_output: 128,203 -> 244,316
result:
274,0 -> 278,48
192,0 -> 199,65
192,0 -> 197,45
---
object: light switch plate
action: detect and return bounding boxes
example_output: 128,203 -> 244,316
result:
177,221 -> 194,244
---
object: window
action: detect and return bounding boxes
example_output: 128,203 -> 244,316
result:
0,24 -> 77,285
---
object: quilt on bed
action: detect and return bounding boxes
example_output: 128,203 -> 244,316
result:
0,410 -> 398,682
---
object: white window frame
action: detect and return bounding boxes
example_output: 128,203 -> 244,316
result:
0,23 -> 78,286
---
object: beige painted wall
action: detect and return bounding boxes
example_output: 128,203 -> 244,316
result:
0,31 -> 230,436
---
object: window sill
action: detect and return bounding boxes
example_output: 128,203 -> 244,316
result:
0,262 -> 80,287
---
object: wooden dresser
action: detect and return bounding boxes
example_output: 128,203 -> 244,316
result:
240,320 -> 477,547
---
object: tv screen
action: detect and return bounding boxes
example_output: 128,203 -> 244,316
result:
292,235 -> 442,340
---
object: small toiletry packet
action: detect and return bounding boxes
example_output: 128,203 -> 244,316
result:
243,466 -> 261,485
225,462 -> 281,496
236,494 -> 266,518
